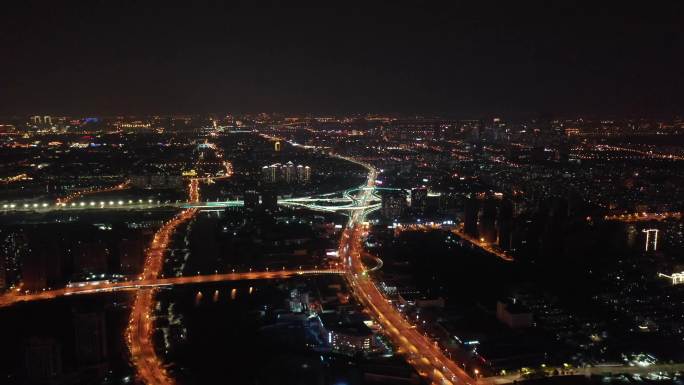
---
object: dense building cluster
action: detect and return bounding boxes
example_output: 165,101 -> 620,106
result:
261,161 -> 311,184
0,113 -> 683,384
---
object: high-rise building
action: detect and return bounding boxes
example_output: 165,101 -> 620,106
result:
438,193 -> 457,215
73,310 -> 108,367
626,224 -> 637,249
22,250 -> 47,292
381,191 -> 407,220
261,165 -> 271,182
274,141 -> 281,152
262,162 -> 310,184
24,337 -> 62,382
303,166 -> 311,183
541,198 -> 568,258
262,165 -> 278,183
480,199 -> 497,243
30,115 -> 52,126
260,189 -> 278,211
496,299 -> 533,329
283,161 -> 296,183
463,198 -> 479,237
0,256 -> 6,291
643,229 -> 659,252
410,187 -> 428,216
498,199 -> 514,250
269,164 -> 279,182
296,164 -> 304,181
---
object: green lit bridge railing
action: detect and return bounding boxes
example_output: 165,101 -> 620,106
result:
0,190 -> 390,213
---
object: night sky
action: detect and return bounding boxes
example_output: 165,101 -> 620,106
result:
2,0 -> 683,117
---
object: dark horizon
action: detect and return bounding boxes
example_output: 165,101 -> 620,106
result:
2,1 -> 684,117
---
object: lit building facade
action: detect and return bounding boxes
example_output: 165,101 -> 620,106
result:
261,162 -> 312,184
643,228 -> 659,252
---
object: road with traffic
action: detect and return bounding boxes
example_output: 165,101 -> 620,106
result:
0,268 -> 342,308
338,158 -> 476,385
126,163 -> 204,385
394,222 -> 514,262
126,206 -> 197,385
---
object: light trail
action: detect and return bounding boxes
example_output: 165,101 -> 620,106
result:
393,223 -> 514,262
2,198 -> 363,211
602,211 -> 681,222
0,269 -> 344,308
56,180 -> 131,205
127,207 -> 196,385
188,179 -> 200,204
126,142 -> 207,385
346,227 -> 476,384
449,227 -> 513,262
127,288 -> 171,385
337,158 -> 476,385
595,144 -> 684,161
0,173 -> 29,184
3,194 -> 380,213
279,201 -> 380,212
486,362 -> 684,383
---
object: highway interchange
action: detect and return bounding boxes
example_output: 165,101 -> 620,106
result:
0,151 -> 477,385
339,158 -> 476,385
1,145 -> 674,385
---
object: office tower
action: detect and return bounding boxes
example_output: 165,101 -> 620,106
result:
274,141 -> 281,152
463,198 -> 479,237
410,187 -> 428,216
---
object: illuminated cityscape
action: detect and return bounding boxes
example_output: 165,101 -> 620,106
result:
2,2 -> 684,385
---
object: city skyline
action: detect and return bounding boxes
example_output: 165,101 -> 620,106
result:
2,2 -> 684,385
